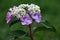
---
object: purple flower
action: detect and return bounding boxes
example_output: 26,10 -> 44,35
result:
6,12 -> 11,23
20,14 -> 32,25
32,12 -> 41,23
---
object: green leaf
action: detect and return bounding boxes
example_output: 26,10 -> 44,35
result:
9,20 -> 20,27
9,17 -> 20,27
41,20 -> 56,32
33,27 -> 55,33
5,30 -> 26,40
33,20 -> 56,33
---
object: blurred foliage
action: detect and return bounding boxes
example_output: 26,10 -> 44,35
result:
5,30 -> 26,40
0,0 -> 60,40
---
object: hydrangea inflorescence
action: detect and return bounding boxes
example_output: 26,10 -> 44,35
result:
6,4 -> 42,25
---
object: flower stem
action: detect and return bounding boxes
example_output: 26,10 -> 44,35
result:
28,24 -> 34,40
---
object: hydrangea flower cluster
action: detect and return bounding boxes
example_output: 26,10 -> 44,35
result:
6,4 -> 42,25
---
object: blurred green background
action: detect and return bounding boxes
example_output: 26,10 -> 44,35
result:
0,0 -> 60,40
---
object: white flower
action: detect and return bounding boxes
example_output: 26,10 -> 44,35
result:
6,4 -> 41,24
28,4 -> 40,14
18,4 -> 29,8
18,8 -> 26,16
9,6 -> 19,15
9,6 -> 26,18
8,4 -> 41,18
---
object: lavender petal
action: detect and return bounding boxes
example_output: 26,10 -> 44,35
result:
6,12 -> 11,23
32,12 -> 41,23
20,14 -> 32,25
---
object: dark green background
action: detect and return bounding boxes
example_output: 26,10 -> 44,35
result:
0,0 -> 60,40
